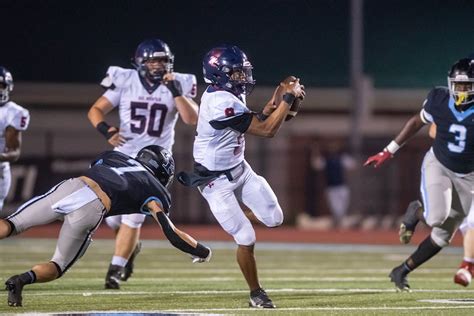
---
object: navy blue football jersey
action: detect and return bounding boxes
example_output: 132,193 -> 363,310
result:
83,151 -> 171,216
422,87 -> 474,174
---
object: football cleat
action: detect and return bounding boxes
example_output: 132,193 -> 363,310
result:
121,241 -> 142,281
105,264 -> 125,290
389,265 -> 411,292
5,275 -> 25,307
399,200 -> 422,244
454,268 -> 472,287
454,261 -> 474,287
249,288 -> 276,308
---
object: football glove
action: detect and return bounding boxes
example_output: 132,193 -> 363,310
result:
191,247 -> 212,263
364,149 -> 393,168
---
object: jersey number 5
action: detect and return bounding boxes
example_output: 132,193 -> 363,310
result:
448,124 -> 466,153
130,102 -> 168,137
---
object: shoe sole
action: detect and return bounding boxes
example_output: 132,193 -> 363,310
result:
399,223 -> 413,244
249,302 -> 276,308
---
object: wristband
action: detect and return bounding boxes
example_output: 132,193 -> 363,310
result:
96,121 -> 117,140
164,80 -> 183,98
282,93 -> 296,105
385,140 -> 400,154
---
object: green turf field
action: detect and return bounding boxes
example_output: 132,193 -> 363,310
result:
1,238 -> 474,315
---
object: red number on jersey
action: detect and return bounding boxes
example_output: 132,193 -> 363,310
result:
224,107 -> 235,117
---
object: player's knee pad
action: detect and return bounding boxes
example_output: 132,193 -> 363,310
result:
105,215 -> 122,230
122,214 -> 146,228
223,219 -> 255,246
425,214 -> 448,228
233,224 -> 256,246
430,228 -> 452,248
260,204 -> 284,228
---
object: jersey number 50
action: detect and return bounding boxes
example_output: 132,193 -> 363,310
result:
130,102 -> 168,137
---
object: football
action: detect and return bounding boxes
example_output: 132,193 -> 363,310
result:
272,76 -> 304,121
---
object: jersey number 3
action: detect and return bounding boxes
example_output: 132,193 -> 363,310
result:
448,124 -> 466,153
130,102 -> 168,137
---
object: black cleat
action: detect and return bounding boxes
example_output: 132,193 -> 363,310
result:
5,275 -> 25,307
104,264 -> 124,290
249,288 -> 276,308
121,241 -> 142,281
399,200 -> 422,244
389,264 -> 411,292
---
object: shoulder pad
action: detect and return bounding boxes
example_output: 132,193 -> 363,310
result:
100,66 -> 136,89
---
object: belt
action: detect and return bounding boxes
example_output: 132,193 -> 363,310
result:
177,161 -> 245,187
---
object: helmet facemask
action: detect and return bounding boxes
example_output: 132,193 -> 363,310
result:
137,55 -> 174,84
227,64 -> 256,96
448,75 -> 474,111
0,71 -> 13,103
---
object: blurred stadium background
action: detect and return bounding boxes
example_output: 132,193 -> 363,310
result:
1,0 -> 473,229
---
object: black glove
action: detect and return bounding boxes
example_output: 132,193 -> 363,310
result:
164,79 -> 183,98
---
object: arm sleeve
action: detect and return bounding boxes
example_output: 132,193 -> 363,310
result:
155,211 -> 210,258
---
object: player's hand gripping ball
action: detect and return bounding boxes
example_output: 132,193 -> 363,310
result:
273,76 -> 306,121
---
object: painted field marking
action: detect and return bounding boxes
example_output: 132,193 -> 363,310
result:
14,288 -> 474,297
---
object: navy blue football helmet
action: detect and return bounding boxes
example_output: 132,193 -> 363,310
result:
0,67 -> 13,103
136,145 -> 175,188
202,45 -> 256,96
448,58 -> 474,110
132,39 -> 174,83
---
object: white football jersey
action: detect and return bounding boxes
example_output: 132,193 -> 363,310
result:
193,88 -> 249,171
0,101 -> 30,155
101,66 -> 197,156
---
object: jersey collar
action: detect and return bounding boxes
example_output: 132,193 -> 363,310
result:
207,85 -> 244,101
448,97 -> 474,122
139,76 -> 161,94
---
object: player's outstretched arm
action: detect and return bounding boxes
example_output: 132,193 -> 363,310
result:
247,78 -> 304,138
364,113 -> 426,168
147,200 -> 211,262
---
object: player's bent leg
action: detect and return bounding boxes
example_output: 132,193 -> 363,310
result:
105,214 -> 145,289
238,166 -> 283,228
5,261 -> 61,307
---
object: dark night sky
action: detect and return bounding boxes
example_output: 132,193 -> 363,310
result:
1,0 -> 474,87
